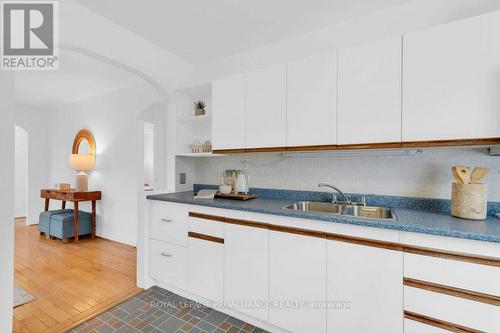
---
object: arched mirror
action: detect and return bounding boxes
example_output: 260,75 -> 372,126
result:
72,129 -> 96,155
70,129 -> 96,192
78,139 -> 91,155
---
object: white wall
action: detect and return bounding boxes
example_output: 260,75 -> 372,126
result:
14,126 -> 28,218
61,0 -> 193,94
181,0 -> 500,87
194,148 -> 500,201
15,104 -> 52,225
0,72 -> 15,333
48,83 -> 163,246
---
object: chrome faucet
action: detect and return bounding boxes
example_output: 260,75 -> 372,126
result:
318,183 -> 351,204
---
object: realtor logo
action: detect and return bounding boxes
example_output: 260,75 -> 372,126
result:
1,1 -> 59,70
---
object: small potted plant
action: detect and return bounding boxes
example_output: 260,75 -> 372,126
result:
194,100 -> 206,116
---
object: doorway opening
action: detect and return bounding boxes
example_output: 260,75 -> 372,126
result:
144,121 -> 155,191
14,125 -> 28,225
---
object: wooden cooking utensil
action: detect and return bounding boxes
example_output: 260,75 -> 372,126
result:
451,166 -> 464,184
470,167 -> 490,184
455,166 -> 471,184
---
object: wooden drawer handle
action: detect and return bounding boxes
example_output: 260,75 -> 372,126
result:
404,311 -> 484,333
404,277 -> 500,306
188,231 -> 224,244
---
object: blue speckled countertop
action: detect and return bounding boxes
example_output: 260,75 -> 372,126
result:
147,188 -> 500,244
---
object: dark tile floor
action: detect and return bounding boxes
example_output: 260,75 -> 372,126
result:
70,286 -> 269,333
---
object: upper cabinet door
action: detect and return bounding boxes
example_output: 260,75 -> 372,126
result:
403,11 -> 500,142
212,74 -> 246,150
338,37 -> 402,145
246,64 -> 287,148
287,53 -> 337,147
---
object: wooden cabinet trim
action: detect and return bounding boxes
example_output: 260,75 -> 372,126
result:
269,225 -> 327,239
212,138 -> 500,154
188,231 -> 224,244
246,147 -> 287,153
286,144 -> 338,152
404,311 -> 483,333
337,142 -> 402,150
189,212 -> 269,229
327,233 -> 403,251
404,277 -> 500,307
212,148 -> 248,154
188,213 -> 500,266
404,245 -> 500,268
402,138 -> 500,148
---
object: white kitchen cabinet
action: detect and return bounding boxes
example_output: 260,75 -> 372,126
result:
404,319 -> 450,333
212,74 -> 246,150
224,224 -> 268,321
269,231 -> 327,333
287,53 -> 337,147
405,286 -> 500,332
246,64 -> 287,148
403,11 -> 500,142
149,239 -> 187,290
338,37 -> 402,145
327,240 -> 403,332
188,235 -> 224,302
149,201 -> 188,247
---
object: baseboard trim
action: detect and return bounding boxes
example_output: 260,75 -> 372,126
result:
96,230 -> 136,247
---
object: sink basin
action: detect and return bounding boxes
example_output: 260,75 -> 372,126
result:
341,205 -> 393,219
282,201 -> 342,214
282,201 -> 394,220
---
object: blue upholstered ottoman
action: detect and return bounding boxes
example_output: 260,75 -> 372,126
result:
39,209 -> 73,235
49,211 -> 93,241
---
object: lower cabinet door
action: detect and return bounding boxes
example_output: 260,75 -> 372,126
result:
188,235 -> 224,302
149,239 -> 187,290
224,224 -> 269,321
327,240 -> 403,332
269,231 -> 327,333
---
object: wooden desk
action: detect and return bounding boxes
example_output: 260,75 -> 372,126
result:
41,189 -> 102,243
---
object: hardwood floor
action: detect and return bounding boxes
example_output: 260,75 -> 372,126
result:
13,219 -> 140,333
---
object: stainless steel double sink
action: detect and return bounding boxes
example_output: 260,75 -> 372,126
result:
282,201 -> 394,220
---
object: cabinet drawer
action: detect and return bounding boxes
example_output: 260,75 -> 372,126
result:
404,318 -> 450,333
188,215 -> 224,238
149,239 -> 187,290
404,252 -> 500,297
150,202 -> 188,246
404,286 -> 500,332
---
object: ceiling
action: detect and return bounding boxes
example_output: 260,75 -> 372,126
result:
76,0 -> 414,65
15,50 -> 140,108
